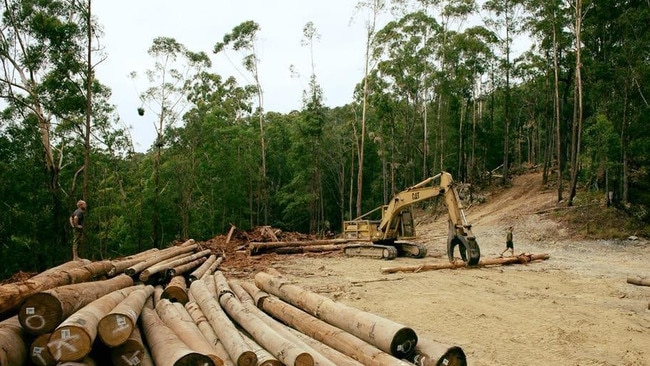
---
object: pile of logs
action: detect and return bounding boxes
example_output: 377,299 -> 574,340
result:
0,240 -> 466,366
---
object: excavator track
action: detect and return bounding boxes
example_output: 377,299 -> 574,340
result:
343,244 -> 398,260
394,241 -> 428,258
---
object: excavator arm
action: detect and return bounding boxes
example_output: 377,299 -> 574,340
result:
377,172 -> 481,265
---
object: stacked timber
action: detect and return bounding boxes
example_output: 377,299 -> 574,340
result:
0,242 -> 469,366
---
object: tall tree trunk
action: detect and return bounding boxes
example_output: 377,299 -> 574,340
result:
568,0 -> 584,206
553,22 -> 563,202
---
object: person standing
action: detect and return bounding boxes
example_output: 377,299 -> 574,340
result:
69,200 -> 87,261
500,226 -> 514,257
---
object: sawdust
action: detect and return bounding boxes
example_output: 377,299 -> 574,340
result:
238,171 -> 650,366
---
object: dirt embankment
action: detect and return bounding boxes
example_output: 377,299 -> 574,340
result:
266,171 -> 650,366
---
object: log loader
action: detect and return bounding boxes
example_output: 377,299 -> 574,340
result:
342,171 -> 481,265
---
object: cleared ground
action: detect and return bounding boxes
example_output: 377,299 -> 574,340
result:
267,172 -> 650,366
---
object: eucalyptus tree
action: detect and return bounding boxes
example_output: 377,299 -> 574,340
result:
0,0 -> 103,256
582,0 -> 650,207
520,0 -> 571,192
130,37 -> 210,248
446,26 -> 497,180
214,21 -> 269,224
353,0 -> 387,218
482,0 -> 525,184
372,11 -> 440,185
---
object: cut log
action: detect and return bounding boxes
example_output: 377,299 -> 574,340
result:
249,239 -> 349,253
381,253 -> 551,274
188,254 -> 217,282
627,277 -> 650,287
189,278 -> 257,366
98,285 -> 154,347
140,305 -> 215,366
254,271 -> 417,359
241,282 -> 413,366
214,272 -> 314,366
110,326 -> 146,366
47,286 -> 141,362
240,330 -> 282,366
153,285 -> 164,308
271,244 -> 345,255
125,241 -> 197,277
201,257 -> 224,280
168,256 -> 208,278
225,225 -> 236,244
155,299 -> 224,366
185,301 -> 235,366
108,248 -> 160,277
409,337 -> 467,366
138,249 -> 207,282
161,275 -> 189,304
19,274 -> 135,335
0,260 -> 89,317
0,315 -> 27,366
30,333 -> 56,366
229,280 -> 340,366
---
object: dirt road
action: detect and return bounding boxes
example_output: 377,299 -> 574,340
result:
267,172 -> 650,365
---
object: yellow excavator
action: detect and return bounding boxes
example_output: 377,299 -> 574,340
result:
342,171 -> 481,265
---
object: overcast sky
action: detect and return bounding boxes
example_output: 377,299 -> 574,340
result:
92,1 -> 369,152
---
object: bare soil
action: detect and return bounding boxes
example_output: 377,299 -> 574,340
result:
248,171 -> 650,366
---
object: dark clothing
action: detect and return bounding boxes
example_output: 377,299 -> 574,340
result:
71,208 -> 85,228
506,230 -> 514,248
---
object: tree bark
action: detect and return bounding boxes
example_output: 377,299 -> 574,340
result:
230,280 -> 341,366
185,301 -> 235,366
0,260 -> 90,317
249,239 -> 348,252
97,285 -> 154,347
108,248 -> 161,276
380,253 -> 550,274
200,257 -> 224,280
19,274 -> 135,335
125,241 -> 197,277
140,305 -> 215,366
254,271 -> 417,359
189,278 -> 257,366
241,282 -> 413,366
188,254 -> 218,282
161,275 -> 189,304
168,256 -> 208,278
214,272 -> 314,366
155,299 -> 224,366
0,316 -> 27,366
47,285 -> 141,362
138,247 -> 207,281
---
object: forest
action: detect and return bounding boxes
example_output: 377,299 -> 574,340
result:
0,0 -> 648,279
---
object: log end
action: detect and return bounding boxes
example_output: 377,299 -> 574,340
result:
391,327 -> 418,359
30,333 -> 56,366
47,326 -> 92,362
412,346 -> 467,366
19,292 -> 63,335
294,352 -> 315,366
175,352 -> 216,366
160,286 -> 189,305
98,314 -> 135,347
110,338 -> 145,366
236,350 -> 258,366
